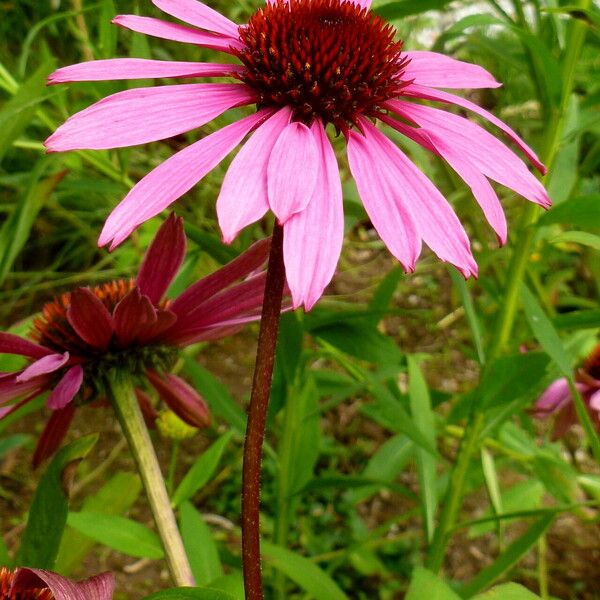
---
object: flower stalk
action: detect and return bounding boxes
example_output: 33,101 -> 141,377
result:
107,369 -> 195,588
242,223 -> 286,600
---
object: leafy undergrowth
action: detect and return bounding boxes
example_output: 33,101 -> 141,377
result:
1,1 -> 599,599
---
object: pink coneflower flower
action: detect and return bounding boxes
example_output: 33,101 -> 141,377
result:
46,0 -> 551,310
535,345 -> 600,439
1,566 -> 113,600
0,214 -> 271,466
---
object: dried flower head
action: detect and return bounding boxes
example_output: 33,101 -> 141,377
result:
1,215 -> 273,466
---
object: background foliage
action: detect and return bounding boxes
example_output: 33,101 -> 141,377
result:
0,0 -> 599,599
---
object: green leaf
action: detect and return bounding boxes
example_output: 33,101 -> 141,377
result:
376,0 -> 455,20
449,269 -> 485,364
180,502 -> 223,585
17,435 -> 98,569
406,568 -> 461,600
474,583 -> 542,599
408,356 -> 438,542
261,541 -> 349,600
143,589 -> 236,600
539,194 -> 600,228
0,60 -> 53,163
520,284 -> 572,376
347,434 -> 413,504
310,320 -> 404,365
367,266 -> 402,326
551,231 -> 600,251
459,515 -> 554,598
299,475 -> 416,501
554,309 -> 600,330
0,160 -> 65,286
172,431 -> 234,508
67,512 -> 164,559
0,528 -> 10,567
56,472 -> 142,574
183,359 -> 246,434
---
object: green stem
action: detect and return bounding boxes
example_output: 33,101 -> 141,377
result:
427,412 -> 485,572
167,441 -> 181,496
108,370 -> 195,587
428,0 -> 592,572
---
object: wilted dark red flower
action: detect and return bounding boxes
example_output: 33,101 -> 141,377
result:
0,566 -> 113,600
0,214 -> 272,466
534,344 -> 600,439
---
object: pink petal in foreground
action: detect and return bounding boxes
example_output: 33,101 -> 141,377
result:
347,127 -> 421,272
147,371 -> 210,428
0,375 -> 48,404
112,15 -> 243,53
360,118 -> 478,278
171,238 -> 271,316
11,569 -> 114,600
47,366 -> 84,410
137,213 -> 187,304
32,404 -> 77,468
284,120 -> 344,310
0,332 -> 52,359
387,100 -> 551,209
152,0 -> 239,38
48,58 -> 244,85
16,353 -> 70,383
402,51 -> 501,89
381,114 -> 507,245
535,378 -> 571,414
99,109 -> 275,250
45,83 -> 255,152
402,83 -> 546,174
67,288 -> 114,350
268,121 -> 320,224
217,107 -> 292,243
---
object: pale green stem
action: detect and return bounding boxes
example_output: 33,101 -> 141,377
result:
108,370 -> 195,587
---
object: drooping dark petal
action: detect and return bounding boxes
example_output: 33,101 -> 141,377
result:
46,366 -> 84,410
11,568 -> 114,600
16,352 -> 70,382
32,404 -> 77,469
137,213 -> 187,305
0,374 -> 49,405
113,288 -> 158,347
166,273 -> 267,344
0,332 -> 53,359
147,371 -> 210,428
67,288 -> 114,350
135,309 -> 178,345
170,238 -> 271,317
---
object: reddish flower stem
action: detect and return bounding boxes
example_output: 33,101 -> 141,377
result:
242,223 -> 286,600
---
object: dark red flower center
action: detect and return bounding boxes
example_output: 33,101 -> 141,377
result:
31,280 -> 135,356
235,0 -> 409,130
0,568 -> 53,600
30,281 -> 178,398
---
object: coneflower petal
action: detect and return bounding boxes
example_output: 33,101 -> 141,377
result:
99,109 -> 275,250
48,58 -> 244,85
152,0 -> 240,38
46,366 -> 84,410
45,83 -> 255,152
17,353 -> 70,383
284,119 -> 344,310
112,15 -> 243,53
